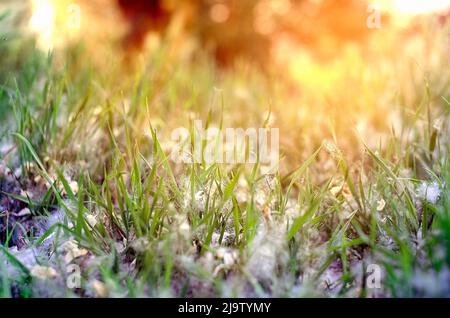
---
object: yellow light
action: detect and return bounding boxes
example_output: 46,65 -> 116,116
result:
289,54 -> 340,92
29,1 -> 83,52
29,0 -> 55,51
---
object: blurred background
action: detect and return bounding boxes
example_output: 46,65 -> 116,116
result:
0,0 -> 447,96
4,0 -> 450,66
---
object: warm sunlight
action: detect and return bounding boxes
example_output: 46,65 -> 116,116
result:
29,0 -> 55,50
29,0 -> 83,51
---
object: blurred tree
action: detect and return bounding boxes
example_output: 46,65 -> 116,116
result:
116,0 -> 374,66
117,0 -> 173,51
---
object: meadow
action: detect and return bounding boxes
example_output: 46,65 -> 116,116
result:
0,1 -> 449,298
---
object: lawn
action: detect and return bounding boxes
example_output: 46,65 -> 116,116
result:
0,1 -> 449,298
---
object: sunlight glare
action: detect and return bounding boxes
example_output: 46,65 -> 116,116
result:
391,0 -> 450,14
29,0 -> 55,51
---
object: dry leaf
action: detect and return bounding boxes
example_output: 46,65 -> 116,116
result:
376,198 -> 386,211
30,265 -> 59,280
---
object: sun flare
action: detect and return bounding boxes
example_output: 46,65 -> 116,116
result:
29,0 -> 83,51
29,0 -> 55,50
392,0 -> 450,14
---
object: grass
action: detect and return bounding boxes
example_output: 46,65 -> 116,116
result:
0,9 -> 450,298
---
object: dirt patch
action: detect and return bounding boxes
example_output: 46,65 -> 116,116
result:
0,161 -> 46,248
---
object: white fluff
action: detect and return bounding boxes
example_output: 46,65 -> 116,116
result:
416,181 -> 442,204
